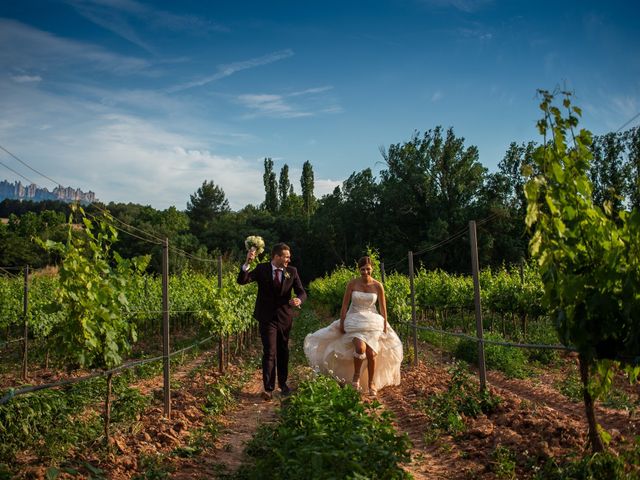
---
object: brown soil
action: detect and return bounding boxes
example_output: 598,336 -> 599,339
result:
12,347 -> 280,480
378,347 -> 639,479
7,339 -> 640,479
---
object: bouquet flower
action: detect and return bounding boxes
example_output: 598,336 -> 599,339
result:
245,235 -> 265,255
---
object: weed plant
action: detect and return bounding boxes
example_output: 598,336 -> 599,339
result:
556,371 -> 583,403
454,331 -> 529,378
131,453 -> 172,480
416,361 -> 500,443
557,371 -> 638,413
533,448 -> 639,480
236,375 -> 412,479
522,318 -> 561,365
491,444 -> 517,479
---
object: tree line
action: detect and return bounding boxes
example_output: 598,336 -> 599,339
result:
1,125 -> 638,283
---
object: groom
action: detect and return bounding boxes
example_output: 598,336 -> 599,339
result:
238,242 -> 307,400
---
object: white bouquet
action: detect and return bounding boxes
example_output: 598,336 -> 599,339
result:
244,235 -> 265,255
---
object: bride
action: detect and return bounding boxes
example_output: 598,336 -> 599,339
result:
304,256 -> 403,396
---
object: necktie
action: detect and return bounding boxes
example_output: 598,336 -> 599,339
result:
274,269 -> 282,288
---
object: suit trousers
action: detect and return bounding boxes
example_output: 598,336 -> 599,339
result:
259,316 -> 292,392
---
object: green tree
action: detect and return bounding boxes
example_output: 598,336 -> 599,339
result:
0,210 -> 68,267
497,142 -> 537,213
300,160 -> 316,223
524,90 -> 640,452
263,157 -> 279,213
590,131 -> 626,215
308,186 -> 345,270
340,168 -> 379,257
623,126 -> 640,209
474,142 -> 537,266
186,180 -> 230,243
278,164 -> 291,208
379,127 -> 486,271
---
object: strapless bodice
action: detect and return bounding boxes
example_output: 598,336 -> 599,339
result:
348,290 -> 378,314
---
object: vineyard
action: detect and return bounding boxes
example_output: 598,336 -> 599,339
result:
1,256 -> 639,479
0,94 -> 639,479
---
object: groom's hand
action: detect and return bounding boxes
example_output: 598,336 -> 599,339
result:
289,297 -> 302,308
245,249 -> 256,265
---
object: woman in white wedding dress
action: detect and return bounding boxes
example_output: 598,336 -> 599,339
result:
304,257 -> 403,396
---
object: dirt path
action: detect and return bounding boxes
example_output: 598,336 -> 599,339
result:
379,383 -> 465,480
171,369 -> 279,479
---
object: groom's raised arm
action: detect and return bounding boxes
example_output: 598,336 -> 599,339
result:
237,250 -> 257,285
237,264 -> 253,285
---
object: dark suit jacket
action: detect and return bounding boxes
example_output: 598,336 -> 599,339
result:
237,262 -> 307,324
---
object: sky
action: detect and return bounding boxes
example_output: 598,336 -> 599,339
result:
0,0 -> 638,210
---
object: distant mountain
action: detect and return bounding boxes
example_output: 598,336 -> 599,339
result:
0,179 -> 96,204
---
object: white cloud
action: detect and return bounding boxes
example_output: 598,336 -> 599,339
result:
574,90 -> 640,134
598,93 -> 640,132
321,105 -> 343,114
457,28 -> 492,40
10,74 -> 42,83
0,77 -> 263,209
315,178 -> 342,198
289,86 -> 333,97
0,19 -> 151,75
237,93 -> 312,119
0,74 -> 341,207
610,95 -> 638,120
64,0 -> 228,54
69,114 -> 270,208
420,0 -> 494,13
166,49 -> 295,93
236,85 -> 340,119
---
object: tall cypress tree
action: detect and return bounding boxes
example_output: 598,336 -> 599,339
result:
279,164 -> 291,208
300,160 -> 315,222
263,157 -> 278,213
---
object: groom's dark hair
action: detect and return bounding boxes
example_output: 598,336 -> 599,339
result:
271,243 -> 290,257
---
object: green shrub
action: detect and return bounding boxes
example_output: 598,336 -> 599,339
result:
534,451 -> 631,480
524,318 -> 561,365
237,375 -> 412,479
454,331 -> 528,378
416,361 -> 501,442
111,387 -> 150,423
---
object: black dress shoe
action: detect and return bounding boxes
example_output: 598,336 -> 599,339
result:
280,385 -> 292,396
261,391 -> 273,401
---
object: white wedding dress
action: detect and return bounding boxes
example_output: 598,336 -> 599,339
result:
304,291 -> 403,393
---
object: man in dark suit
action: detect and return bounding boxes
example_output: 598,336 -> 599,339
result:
238,242 -> 307,400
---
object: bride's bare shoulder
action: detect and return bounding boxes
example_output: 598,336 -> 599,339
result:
347,278 -> 359,288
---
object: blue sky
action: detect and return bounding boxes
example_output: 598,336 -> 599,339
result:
1,0 -> 638,210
